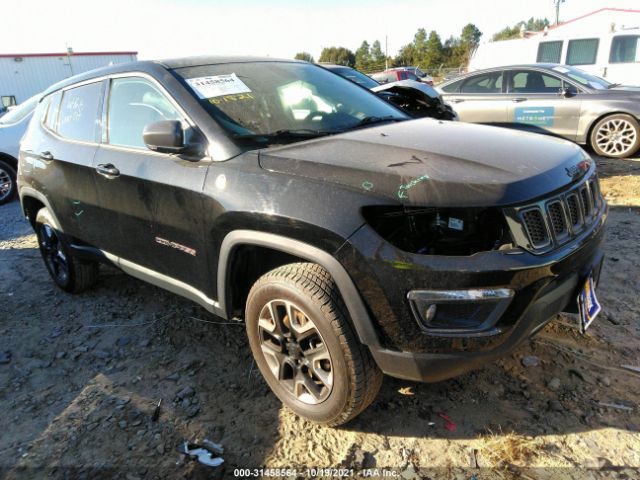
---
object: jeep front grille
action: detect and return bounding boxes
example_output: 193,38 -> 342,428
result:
547,201 -> 568,238
507,174 -> 604,253
580,186 -> 592,217
566,193 -> 581,228
521,208 -> 549,248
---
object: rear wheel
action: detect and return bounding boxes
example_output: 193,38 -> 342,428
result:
0,160 -> 17,205
590,113 -> 640,158
35,208 -> 99,293
245,263 -> 382,426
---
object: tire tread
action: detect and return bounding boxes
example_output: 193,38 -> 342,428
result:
251,262 -> 382,426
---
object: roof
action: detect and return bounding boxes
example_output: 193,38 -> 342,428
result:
38,56 -> 306,96
158,55 -> 301,68
439,64 -> 569,86
0,51 -> 138,58
318,63 -> 352,69
541,7 -> 640,34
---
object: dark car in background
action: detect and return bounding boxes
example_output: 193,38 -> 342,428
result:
438,64 -> 640,158
19,57 -> 606,426
323,64 -> 456,120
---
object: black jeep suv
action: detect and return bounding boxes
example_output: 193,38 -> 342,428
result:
18,57 -> 607,426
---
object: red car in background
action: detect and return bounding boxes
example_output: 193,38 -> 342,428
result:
372,67 -> 434,85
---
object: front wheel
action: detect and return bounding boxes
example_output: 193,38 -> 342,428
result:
245,263 -> 382,426
35,208 -> 99,293
590,113 -> 640,158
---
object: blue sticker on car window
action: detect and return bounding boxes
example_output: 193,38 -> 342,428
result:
514,106 -> 555,126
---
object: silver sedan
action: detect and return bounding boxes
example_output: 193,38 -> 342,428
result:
437,64 -> 640,158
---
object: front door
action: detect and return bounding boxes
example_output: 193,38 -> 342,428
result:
505,69 -> 582,141
91,76 -> 211,292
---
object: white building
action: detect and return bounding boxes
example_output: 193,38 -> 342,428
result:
470,8 -> 640,85
0,50 -> 137,107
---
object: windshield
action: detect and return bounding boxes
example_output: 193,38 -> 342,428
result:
552,65 -> 611,90
0,94 -> 39,125
329,66 -> 379,89
175,61 -> 406,143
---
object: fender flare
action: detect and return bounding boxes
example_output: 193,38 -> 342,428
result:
19,186 -> 63,230
217,230 -> 381,348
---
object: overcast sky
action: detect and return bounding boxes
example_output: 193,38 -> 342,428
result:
3,0 -> 638,60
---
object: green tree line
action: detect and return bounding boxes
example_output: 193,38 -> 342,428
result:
293,17 -> 550,74
492,17 -> 550,41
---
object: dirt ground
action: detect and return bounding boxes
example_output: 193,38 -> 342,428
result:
1,151 -> 639,480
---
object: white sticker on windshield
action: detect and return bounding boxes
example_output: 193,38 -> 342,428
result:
185,73 -> 252,99
552,66 -> 570,73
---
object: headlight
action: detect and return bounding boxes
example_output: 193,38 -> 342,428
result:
362,206 -> 514,255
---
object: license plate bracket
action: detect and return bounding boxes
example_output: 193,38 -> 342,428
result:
577,273 -> 601,333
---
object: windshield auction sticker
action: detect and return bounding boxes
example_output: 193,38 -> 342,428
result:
186,73 -> 252,99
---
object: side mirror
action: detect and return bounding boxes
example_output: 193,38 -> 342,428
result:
558,87 -> 575,98
143,120 -> 186,154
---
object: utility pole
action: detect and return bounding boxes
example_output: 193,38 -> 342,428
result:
554,0 -> 565,26
385,35 -> 388,70
65,44 -> 75,77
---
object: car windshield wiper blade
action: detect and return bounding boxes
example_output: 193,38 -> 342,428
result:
607,83 -> 621,89
346,115 -> 405,131
233,129 -> 334,141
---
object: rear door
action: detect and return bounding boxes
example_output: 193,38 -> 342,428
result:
443,70 -> 510,125
505,69 -> 582,141
91,75 -> 211,291
26,82 -> 104,241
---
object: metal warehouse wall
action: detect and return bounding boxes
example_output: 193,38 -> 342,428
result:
0,53 -> 137,103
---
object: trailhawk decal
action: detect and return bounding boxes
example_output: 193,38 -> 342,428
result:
155,237 -> 197,257
514,106 -> 555,127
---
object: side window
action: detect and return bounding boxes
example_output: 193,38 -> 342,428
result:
460,72 -> 503,94
107,77 -> 182,149
440,79 -> 464,93
510,71 -> 562,93
610,35 -> 640,63
57,82 -> 102,142
45,91 -> 62,132
398,72 -> 408,80
1,96 -> 17,108
537,41 -> 563,63
566,38 -> 599,66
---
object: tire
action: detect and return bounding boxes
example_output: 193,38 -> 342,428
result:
245,262 -> 382,426
0,159 -> 17,205
35,208 -> 99,293
590,113 -> 640,158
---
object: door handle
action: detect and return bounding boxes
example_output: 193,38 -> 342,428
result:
96,163 -> 120,178
40,151 -> 54,161
450,99 -> 465,104
512,98 -> 527,103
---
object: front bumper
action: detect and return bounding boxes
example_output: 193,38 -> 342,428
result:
336,203 -> 607,383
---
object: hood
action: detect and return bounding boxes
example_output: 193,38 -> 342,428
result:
604,85 -> 640,94
371,79 -> 440,99
258,119 -> 590,207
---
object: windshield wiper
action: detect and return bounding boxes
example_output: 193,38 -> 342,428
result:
607,83 -> 621,89
233,129 -> 334,142
346,115 -> 405,131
